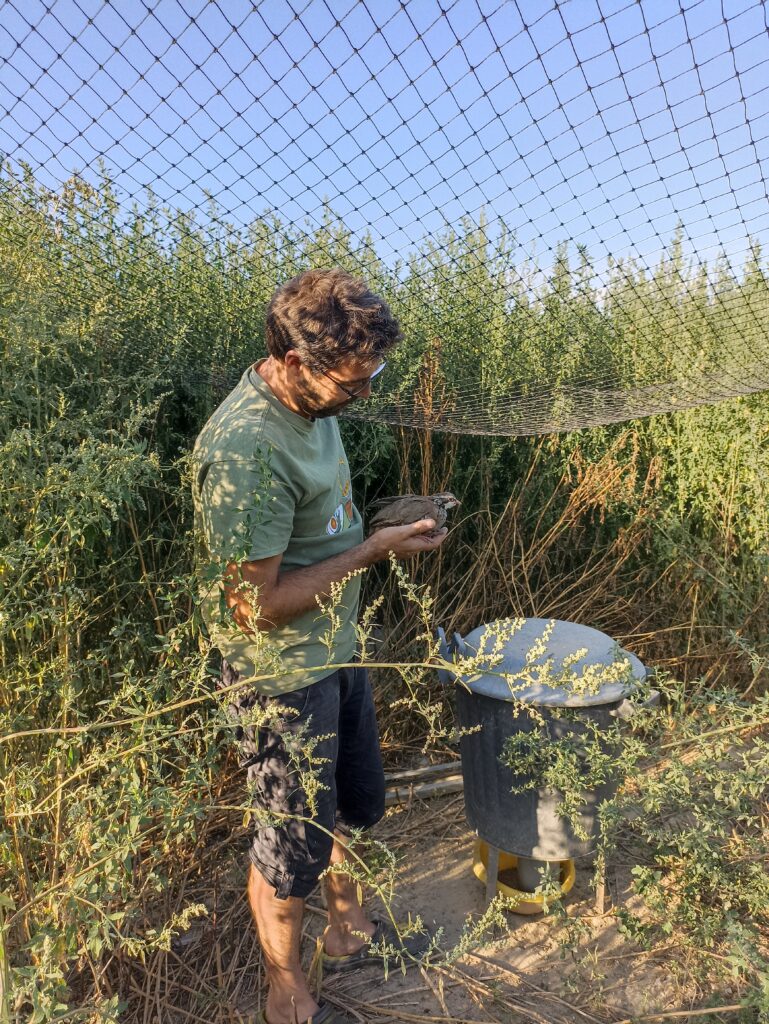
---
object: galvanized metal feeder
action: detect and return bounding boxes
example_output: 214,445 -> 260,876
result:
437,617 -> 653,910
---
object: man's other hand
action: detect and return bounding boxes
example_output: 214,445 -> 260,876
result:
364,519 -> 449,561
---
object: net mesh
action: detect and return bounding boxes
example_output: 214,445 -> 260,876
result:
2,0 -> 768,435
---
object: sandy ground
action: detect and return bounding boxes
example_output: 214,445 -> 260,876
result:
302,794 -> 697,1024
165,791 -> 738,1024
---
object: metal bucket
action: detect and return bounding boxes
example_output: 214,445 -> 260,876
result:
437,618 -> 652,861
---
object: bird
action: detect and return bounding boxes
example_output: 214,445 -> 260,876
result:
367,492 -> 461,537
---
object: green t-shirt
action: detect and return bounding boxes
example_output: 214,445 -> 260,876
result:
191,361 -> 364,694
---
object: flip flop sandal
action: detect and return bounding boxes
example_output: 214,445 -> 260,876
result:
321,917 -> 432,973
256,1001 -> 354,1024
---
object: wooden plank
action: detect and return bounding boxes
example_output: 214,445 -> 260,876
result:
383,761 -> 461,784
384,774 -> 464,806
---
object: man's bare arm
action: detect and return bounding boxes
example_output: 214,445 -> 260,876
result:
224,519 -> 448,632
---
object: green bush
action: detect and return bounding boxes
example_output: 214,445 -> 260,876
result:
1,165 -> 768,1019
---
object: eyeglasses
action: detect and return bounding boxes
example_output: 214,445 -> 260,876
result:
314,360 -> 387,400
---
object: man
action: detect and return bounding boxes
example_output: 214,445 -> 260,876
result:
192,268 -> 448,1024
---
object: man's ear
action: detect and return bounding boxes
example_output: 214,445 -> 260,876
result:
283,349 -> 302,373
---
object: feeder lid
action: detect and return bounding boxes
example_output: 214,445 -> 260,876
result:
452,618 -> 646,707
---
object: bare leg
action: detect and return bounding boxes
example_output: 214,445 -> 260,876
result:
247,863 -> 319,1024
322,830 -> 376,956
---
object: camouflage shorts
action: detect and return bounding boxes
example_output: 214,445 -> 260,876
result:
220,660 -> 385,899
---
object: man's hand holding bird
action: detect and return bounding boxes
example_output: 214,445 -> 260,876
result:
363,492 -> 460,561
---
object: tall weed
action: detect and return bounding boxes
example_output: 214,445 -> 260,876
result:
1,166 -> 768,1018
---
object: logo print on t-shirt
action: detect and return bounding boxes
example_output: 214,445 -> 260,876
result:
326,460 -> 354,535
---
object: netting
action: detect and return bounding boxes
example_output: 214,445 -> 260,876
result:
2,0 -> 769,435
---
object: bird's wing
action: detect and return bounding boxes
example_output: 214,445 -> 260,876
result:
369,496 -> 438,527
368,493 -> 419,510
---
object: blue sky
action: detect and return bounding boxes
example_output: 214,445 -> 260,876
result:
1,0 -> 768,277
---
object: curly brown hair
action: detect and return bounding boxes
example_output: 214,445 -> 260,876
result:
264,268 -> 402,371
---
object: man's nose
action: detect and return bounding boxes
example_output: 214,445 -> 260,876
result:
357,381 -> 373,399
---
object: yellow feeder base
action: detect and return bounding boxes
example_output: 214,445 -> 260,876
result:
472,839 -> 576,915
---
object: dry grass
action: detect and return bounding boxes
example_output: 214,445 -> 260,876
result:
57,419 -> 767,1021
365,426 -> 761,759
72,780 -> 752,1024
